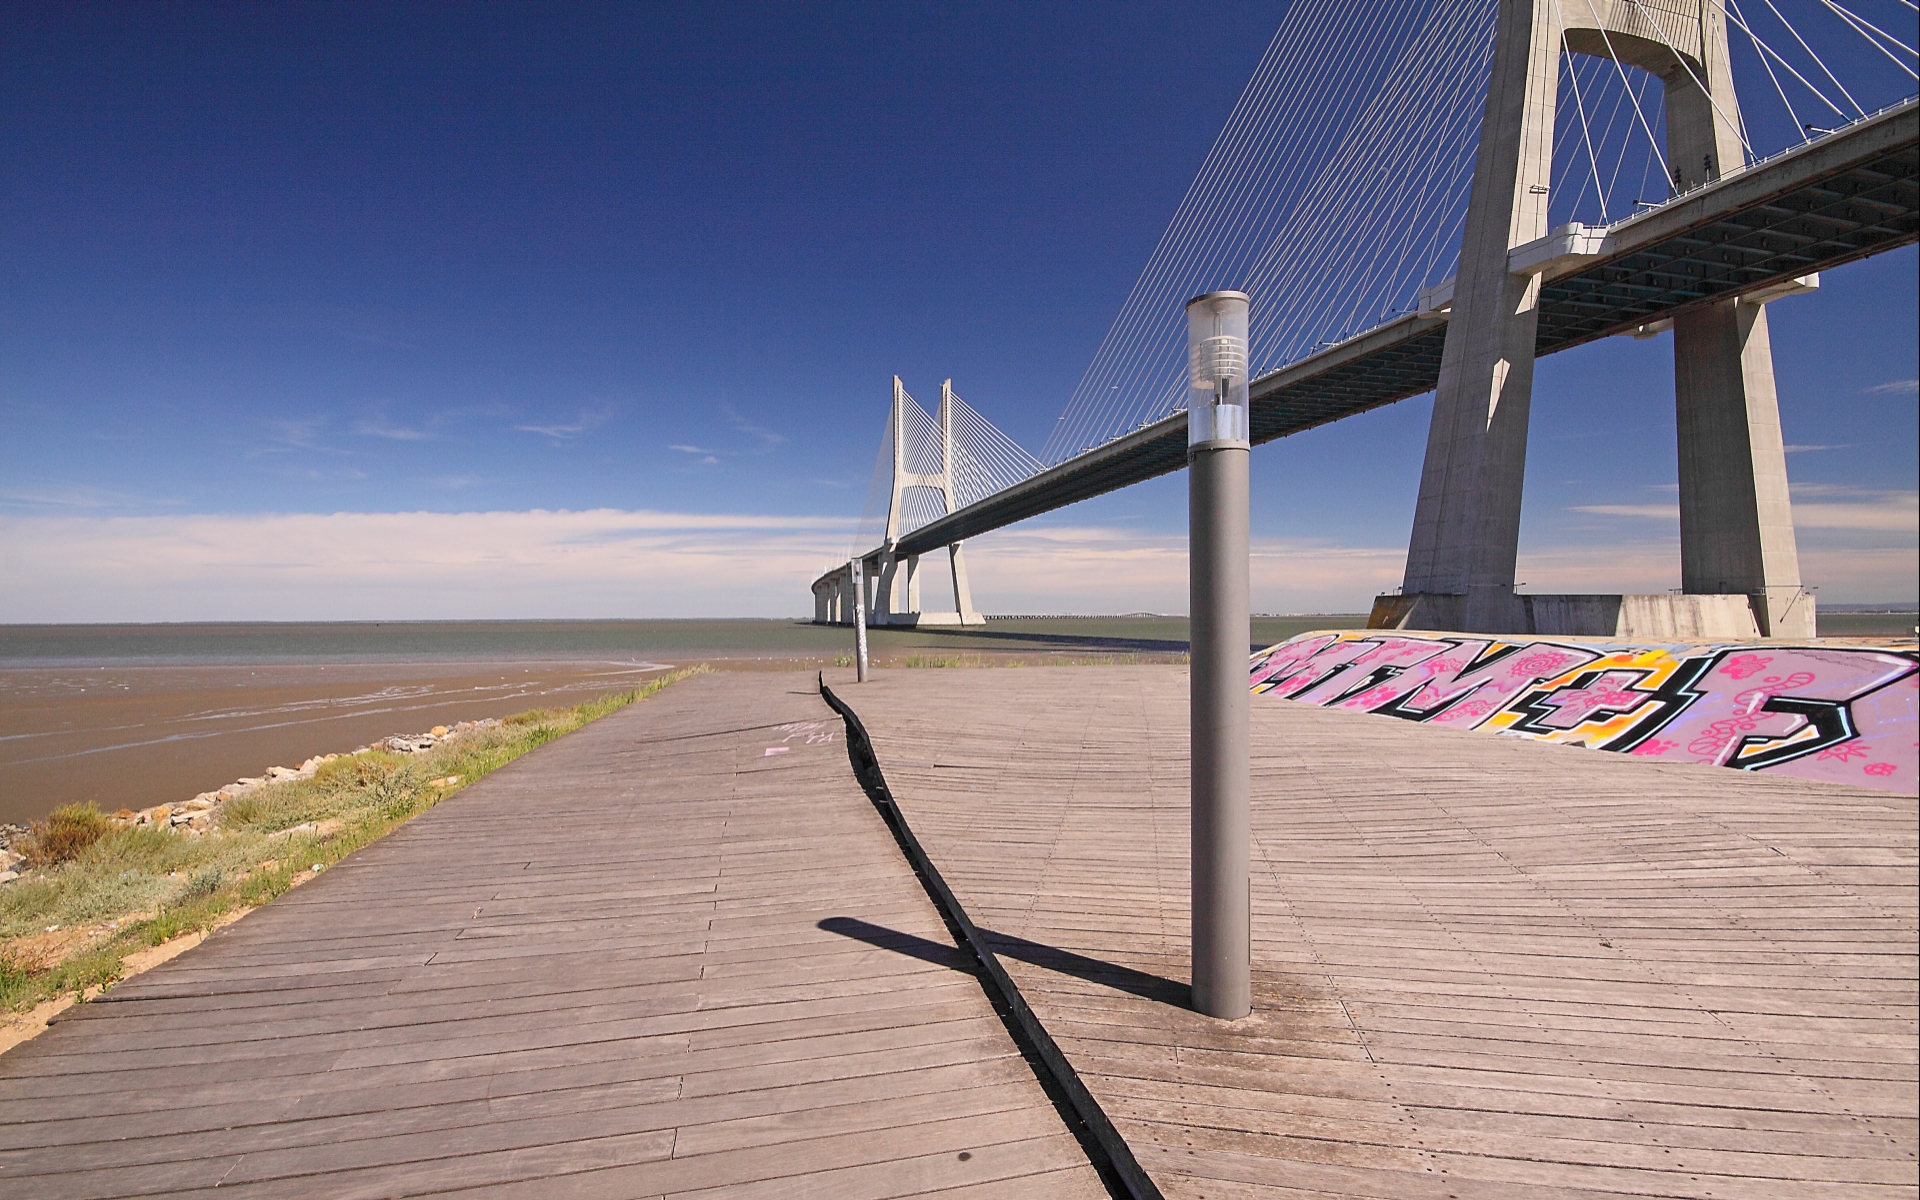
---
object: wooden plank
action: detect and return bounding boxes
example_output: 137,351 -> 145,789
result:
0,672 -> 1103,1198
843,664 -> 1920,1200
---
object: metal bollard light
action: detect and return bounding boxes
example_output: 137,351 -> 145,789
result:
851,557 -> 870,683
1185,290 -> 1252,1021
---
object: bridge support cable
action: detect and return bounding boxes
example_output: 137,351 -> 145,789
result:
1818,0 -> 1919,77
1041,0 -> 1496,467
1728,0 -> 1918,140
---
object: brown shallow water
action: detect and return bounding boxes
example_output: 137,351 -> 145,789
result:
0,660 -> 682,826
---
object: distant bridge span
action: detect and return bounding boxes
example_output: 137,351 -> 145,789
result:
882,99 -> 1915,562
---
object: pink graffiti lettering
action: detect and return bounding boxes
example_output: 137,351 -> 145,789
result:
1721,653 -> 1773,680
1531,671 -> 1651,729
1250,635 -> 1338,689
1817,741 -> 1871,763
1509,652 -> 1580,679
1687,715 -> 1762,761
1732,672 -> 1818,712
1251,632 -> 1917,792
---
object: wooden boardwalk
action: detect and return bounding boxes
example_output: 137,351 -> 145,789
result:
841,664 -> 1919,1200
0,672 -> 1106,1199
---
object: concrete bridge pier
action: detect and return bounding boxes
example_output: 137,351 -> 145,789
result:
1675,294 -> 1813,637
1387,0 -> 1814,641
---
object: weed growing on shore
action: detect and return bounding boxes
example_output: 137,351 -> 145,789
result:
0,666 -> 707,1014
18,804 -> 112,868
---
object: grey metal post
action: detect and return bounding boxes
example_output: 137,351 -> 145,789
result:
1186,290 -> 1251,1020
851,558 -> 869,682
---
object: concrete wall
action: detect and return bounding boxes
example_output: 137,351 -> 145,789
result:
1370,592 -> 1786,640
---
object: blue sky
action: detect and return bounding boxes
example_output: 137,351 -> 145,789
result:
3,1 -> 1915,620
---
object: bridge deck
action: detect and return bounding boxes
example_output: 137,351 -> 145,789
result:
840,665 -> 1919,1200
0,673 -> 1105,1199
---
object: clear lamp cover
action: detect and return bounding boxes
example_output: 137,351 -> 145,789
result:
1186,291 -> 1250,447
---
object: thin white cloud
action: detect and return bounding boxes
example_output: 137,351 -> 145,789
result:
517,421 -> 588,439
1571,491 -> 1916,532
1784,444 -> 1849,453
357,421 -> 435,442
4,500 -> 1912,624
722,402 -> 786,451
517,405 -> 614,441
1512,540 -> 1919,603
1793,482 -> 1894,498
0,486 -> 172,512
1569,504 -> 1680,519
1788,486 -> 1919,531
256,416 -> 327,452
0,509 -> 860,622
958,525 -> 1405,616
1864,379 -> 1918,395
1793,499 -> 1918,531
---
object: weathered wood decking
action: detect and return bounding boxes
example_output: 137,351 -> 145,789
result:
0,672 -> 1105,1198
841,664 -> 1919,1199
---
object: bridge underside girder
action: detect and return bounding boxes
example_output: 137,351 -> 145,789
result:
886,101 -> 1916,563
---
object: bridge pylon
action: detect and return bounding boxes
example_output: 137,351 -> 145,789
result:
812,377 -> 983,628
1384,0 -> 1815,640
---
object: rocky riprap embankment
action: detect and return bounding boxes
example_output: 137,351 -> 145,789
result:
0,718 -> 502,885
0,825 -> 27,886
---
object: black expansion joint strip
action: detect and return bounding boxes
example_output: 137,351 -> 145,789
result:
818,674 -> 1165,1200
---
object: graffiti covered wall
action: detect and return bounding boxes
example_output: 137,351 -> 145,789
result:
1251,631 -> 1918,792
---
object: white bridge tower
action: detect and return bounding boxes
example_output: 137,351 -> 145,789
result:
812,377 -> 985,628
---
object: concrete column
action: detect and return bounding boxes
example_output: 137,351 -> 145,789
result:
1674,299 -> 1811,635
905,554 -> 921,613
948,543 -> 980,625
1401,0 -> 1561,632
1660,1 -> 1743,196
1658,2 -> 1811,637
874,554 -> 898,626
1186,290 -> 1251,1022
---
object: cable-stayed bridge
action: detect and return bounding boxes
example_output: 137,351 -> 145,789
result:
814,0 -> 1918,638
